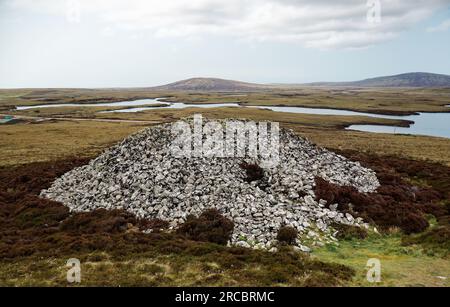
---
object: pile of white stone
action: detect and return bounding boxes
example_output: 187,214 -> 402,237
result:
41,118 -> 379,251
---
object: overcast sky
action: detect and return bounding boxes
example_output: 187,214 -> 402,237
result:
1,0 -> 450,88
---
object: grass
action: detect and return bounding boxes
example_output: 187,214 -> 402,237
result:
3,105 -> 169,118
2,87 -> 449,114
93,106 -> 410,128
0,250 -> 351,287
237,88 -> 450,114
0,120 -> 147,167
3,87 -> 448,166
0,88 -> 449,287
296,127 -> 450,167
312,233 -> 449,287
1,233 -> 447,287
0,88 -> 162,107
1,109 -> 449,167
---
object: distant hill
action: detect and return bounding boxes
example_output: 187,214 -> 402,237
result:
151,77 -> 269,92
150,73 -> 450,92
307,72 -> 450,88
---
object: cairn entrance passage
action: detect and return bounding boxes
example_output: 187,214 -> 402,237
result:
41,118 -> 380,251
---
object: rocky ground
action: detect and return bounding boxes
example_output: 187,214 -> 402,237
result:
41,118 -> 380,251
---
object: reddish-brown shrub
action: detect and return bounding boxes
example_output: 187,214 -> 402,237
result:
176,208 -> 234,245
61,209 -> 141,234
314,150 -> 450,235
315,177 -> 430,234
277,226 -> 298,245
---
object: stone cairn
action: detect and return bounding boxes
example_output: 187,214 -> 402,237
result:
41,117 -> 379,252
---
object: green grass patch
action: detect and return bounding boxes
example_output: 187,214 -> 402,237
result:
312,233 -> 450,287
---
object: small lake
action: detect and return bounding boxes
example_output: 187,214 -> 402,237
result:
346,112 -> 450,139
248,106 -> 450,139
105,102 -> 242,113
248,105 -> 401,118
16,98 -> 166,110
15,99 -> 450,139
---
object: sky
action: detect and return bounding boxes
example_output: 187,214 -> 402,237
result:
0,0 -> 450,88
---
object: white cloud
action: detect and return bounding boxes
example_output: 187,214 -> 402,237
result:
427,19 -> 450,32
5,0 -> 449,49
